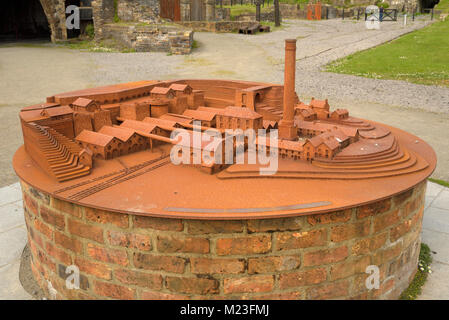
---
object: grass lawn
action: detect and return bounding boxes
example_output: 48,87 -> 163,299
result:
219,1 -> 309,20
219,4 -> 272,19
435,0 -> 449,14
326,19 -> 449,87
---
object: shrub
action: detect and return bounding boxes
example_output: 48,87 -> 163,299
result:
85,23 -> 95,38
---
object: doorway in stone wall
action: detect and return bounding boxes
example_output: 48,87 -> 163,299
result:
0,0 -> 50,42
191,0 -> 203,21
160,0 -> 181,21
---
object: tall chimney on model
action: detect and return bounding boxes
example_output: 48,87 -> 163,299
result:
278,39 -> 297,140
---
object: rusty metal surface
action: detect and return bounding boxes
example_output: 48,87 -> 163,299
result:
13,118 -> 436,219
12,40 -> 437,220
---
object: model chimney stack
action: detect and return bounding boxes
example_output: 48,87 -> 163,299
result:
278,39 -> 297,140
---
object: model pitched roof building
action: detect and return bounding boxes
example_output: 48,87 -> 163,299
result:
169,83 -> 193,94
120,119 -> 159,135
72,97 -> 101,112
76,130 -> 115,147
98,125 -> 136,142
150,87 -> 175,99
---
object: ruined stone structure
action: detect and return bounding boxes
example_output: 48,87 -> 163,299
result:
14,40 -> 436,300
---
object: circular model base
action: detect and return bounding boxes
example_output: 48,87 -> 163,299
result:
21,179 -> 426,300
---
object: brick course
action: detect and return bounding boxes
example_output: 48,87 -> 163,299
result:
21,180 -> 426,300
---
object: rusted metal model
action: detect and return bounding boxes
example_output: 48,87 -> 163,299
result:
14,40 -> 436,220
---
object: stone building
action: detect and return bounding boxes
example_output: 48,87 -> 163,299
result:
2,0 -> 441,44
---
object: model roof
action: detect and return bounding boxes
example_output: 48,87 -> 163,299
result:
332,109 -> 349,115
21,102 -> 60,111
296,121 -> 359,138
222,106 -> 262,120
308,133 -> 340,150
169,83 -> 192,92
160,113 -> 194,124
310,98 -> 329,109
73,97 -> 95,108
98,126 -> 136,142
150,87 -> 174,95
263,120 -> 277,129
76,130 -> 115,147
20,105 -> 73,122
120,120 -> 158,134
197,107 -> 226,116
183,109 -> 217,122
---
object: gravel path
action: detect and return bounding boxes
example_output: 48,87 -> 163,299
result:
84,19 -> 449,114
1,18 -> 448,186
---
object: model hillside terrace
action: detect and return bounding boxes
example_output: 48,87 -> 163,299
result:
13,39 -> 436,219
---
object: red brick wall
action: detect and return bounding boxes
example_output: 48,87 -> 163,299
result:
21,180 -> 426,300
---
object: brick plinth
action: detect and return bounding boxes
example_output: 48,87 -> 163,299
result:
21,180 -> 426,300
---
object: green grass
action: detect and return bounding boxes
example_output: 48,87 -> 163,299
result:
259,20 -> 286,31
326,19 -> 449,87
191,40 -> 200,50
429,178 -> 449,188
435,0 -> 449,14
399,243 -> 433,300
57,39 -> 136,53
113,0 -> 120,23
220,4 -> 271,19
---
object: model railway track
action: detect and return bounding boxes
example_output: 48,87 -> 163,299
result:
68,158 -> 171,201
55,155 -> 170,199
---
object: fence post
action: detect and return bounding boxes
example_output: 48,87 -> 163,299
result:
431,8 -> 434,20
274,0 -> 280,27
326,6 -> 329,20
412,9 -> 414,21
256,3 -> 261,22
357,8 -> 360,20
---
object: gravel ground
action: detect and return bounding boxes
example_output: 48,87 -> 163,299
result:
1,18 -> 448,186
84,18 -> 449,114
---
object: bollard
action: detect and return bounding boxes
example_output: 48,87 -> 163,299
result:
357,8 -> 360,20
404,14 -> 407,27
342,8 -> 345,20
412,9 -> 415,21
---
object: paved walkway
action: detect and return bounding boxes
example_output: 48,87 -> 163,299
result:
0,181 -> 447,300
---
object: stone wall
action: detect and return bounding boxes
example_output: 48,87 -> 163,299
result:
117,0 -> 160,23
177,20 -> 258,32
280,4 -> 363,19
39,0 -> 67,42
216,7 -> 231,21
233,9 -> 278,22
21,178 -> 426,300
92,0 -> 116,40
100,23 -> 193,54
